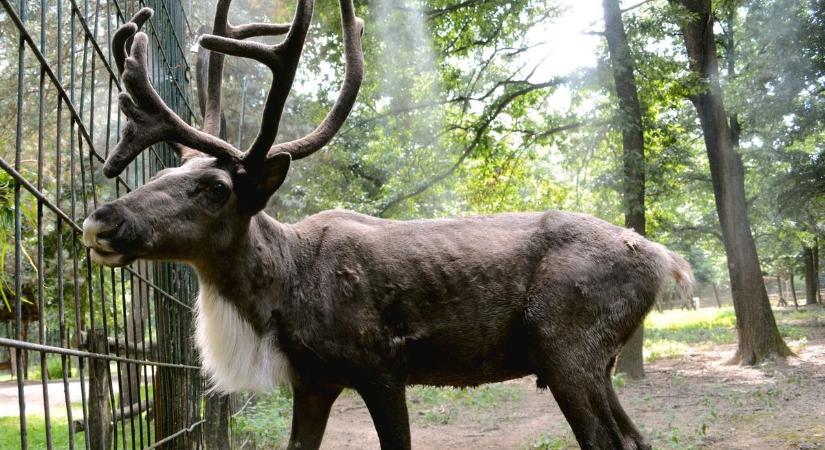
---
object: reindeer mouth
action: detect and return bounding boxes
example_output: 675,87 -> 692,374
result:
89,248 -> 137,268
83,216 -> 140,267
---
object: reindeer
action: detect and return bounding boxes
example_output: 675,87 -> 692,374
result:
82,2 -> 692,449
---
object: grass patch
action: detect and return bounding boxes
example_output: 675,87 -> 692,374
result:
528,432 -> 576,449
0,415 -> 85,450
643,307 -> 737,361
643,306 -> 823,362
646,308 -> 737,343
407,383 -> 522,425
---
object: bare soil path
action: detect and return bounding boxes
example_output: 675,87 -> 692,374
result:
319,333 -> 825,449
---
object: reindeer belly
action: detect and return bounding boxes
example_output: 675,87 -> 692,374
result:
194,282 -> 292,393
402,317 -> 533,386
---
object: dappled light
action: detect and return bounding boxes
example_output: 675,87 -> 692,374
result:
1,0 -> 823,449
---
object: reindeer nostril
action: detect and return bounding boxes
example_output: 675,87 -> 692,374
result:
97,219 -> 125,240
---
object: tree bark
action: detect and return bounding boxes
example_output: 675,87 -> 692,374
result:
88,331 -> 112,450
603,0 -> 647,379
203,395 -> 233,450
790,272 -> 799,309
805,246 -> 818,305
777,275 -> 787,307
672,0 -> 791,364
712,283 -> 722,308
816,238 -> 822,303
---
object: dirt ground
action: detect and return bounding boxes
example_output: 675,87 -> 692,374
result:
318,328 -> 825,449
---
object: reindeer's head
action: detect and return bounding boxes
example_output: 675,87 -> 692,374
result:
82,1 -> 363,267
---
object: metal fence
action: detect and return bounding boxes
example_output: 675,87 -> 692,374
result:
0,0 -> 228,448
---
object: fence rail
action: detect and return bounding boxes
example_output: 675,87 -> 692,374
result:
0,1 -> 229,449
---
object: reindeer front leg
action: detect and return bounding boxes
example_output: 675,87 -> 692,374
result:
287,382 -> 343,450
356,377 -> 411,450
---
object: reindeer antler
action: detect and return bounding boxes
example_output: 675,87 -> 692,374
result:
103,1 -> 364,181
104,9 -> 243,177
268,3 -> 364,162
200,0 -> 364,169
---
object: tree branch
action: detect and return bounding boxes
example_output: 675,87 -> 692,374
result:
376,79 -> 563,216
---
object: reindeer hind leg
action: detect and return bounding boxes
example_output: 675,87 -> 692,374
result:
605,357 -> 651,450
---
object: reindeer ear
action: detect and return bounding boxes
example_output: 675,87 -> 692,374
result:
237,152 -> 292,215
259,152 -> 292,195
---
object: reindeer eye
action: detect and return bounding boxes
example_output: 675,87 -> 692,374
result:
201,181 -> 230,204
209,181 -> 229,194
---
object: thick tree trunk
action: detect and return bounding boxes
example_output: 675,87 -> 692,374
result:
603,0 -> 647,379
805,246 -> 818,305
672,0 -> 791,364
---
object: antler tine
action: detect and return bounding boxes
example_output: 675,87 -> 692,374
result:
269,0 -> 364,161
200,0 -> 292,138
228,22 -> 292,40
199,0 -> 315,168
200,0 -> 232,137
104,21 -> 243,178
112,8 -> 152,76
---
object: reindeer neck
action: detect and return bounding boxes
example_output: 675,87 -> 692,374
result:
191,212 -> 298,332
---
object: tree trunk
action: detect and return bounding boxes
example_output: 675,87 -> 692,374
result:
815,238 -> 822,303
805,246 -> 818,305
616,326 -> 645,378
712,283 -> 722,308
603,0 -> 647,379
776,276 -> 787,307
203,395 -> 233,450
672,0 -> 791,364
790,272 -> 799,309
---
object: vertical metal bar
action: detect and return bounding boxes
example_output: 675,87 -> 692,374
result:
68,3 -> 92,448
54,2 -> 77,447
238,78 -> 248,149
70,143 -> 92,450
14,0 -> 28,448
120,268 -> 139,450
36,0 -> 54,447
140,264 -> 154,444
110,267 -> 129,450
77,3 -> 90,156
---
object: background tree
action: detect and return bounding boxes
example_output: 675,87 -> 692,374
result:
670,0 -> 791,364
602,0 -> 647,379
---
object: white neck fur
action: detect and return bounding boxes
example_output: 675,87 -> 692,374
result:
194,281 -> 292,393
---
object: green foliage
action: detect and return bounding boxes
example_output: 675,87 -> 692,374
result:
611,372 -> 627,389
233,388 -> 294,449
26,357 -> 70,380
194,0 -> 825,303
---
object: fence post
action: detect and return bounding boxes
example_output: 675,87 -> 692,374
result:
204,395 -> 233,450
87,330 -> 112,450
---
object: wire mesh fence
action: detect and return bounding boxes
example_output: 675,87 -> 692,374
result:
0,0 -> 231,448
